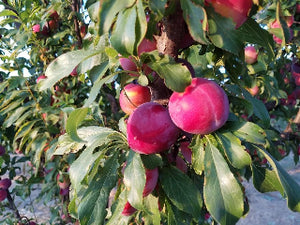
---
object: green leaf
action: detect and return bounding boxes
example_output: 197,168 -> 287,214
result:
78,153 -> 119,225
148,53 -> 192,92
3,104 -> 32,128
230,121 -> 266,145
238,19 -> 275,61
143,195 -> 161,225
14,120 -> 38,140
242,90 -> 270,127
149,0 -> 167,18
66,108 -> 89,143
180,0 -> 208,44
124,151 -> 145,210
83,62 -> 111,107
206,7 -> 243,55
110,6 -> 137,56
165,199 -> 193,225
0,9 -> 19,18
32,135 -> 48,176
38,49 -> 101,91
216,132 -> 252,169
98,0 -> 136,35
67,126 -> 121,192
255,146 -> 300,212
204,139 -> 244,225
160,166 -> 203,219
252,164 -> 284,194
141,154 -> 163,170
189,134 -> 205,175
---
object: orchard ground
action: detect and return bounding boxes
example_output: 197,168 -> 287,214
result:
2,153 -> 300,225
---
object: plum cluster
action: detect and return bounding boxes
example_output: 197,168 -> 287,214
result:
119,39 -> 230,215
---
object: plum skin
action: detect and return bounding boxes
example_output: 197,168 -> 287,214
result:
205,0 -> 253,28
119,83 -> 151,115
168,78 -> 229,135
127,102 -> 180,154
244,46 -> 258,64
143,168 -> 159,197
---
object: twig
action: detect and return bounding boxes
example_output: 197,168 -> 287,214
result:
71,0 -> 83,48
6,190 -> 21,220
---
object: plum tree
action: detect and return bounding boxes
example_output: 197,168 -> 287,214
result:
127,102 -> 179,154
169,78 -> 229,134
119,83 -> 151,115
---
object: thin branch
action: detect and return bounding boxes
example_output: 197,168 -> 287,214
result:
71,0 -> 83,48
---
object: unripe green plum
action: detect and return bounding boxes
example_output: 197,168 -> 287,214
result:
205,0 -> 253,28
169,78 -> 229,134
119,83 -> 151,115
127,102 -> 180,154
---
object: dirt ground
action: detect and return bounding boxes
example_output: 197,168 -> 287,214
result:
2,154 -> 300,225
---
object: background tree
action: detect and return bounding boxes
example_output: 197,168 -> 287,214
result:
0,0 -> 299,224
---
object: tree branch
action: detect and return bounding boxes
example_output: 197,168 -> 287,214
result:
71,0 -> 83,48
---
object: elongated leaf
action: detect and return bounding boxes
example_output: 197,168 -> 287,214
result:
124,151 -> 145,210
143,195 -> 161,225
165,199 -> 193,225
238,19 -> 275,61
160,166 -> 203,219
98,0 -> 136,35
216,132 -> 251,169
149,0 -> 167,18
38,49 -> 101,90
148,54 -> 192,92
242,90 -> 270,127
111,7 -> 137,56
252,164 -> 284,194
206,7 -> 243,55
32,135 -> 48,176
78,153 -> 119,225
67,126 -> 121,192
14,120 -> 38,140
3,104 -> 32,128
255,146 -> 300,212
180,0 -> 208,44
204,139 -> 244,225
66,108 -> 89,142
189,134 -> 205,175
230,121 -> 266,145
83,62 -> 110,107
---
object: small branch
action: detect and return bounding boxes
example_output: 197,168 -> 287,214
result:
71,0 -> 83,48
6,190 -> 21,220
281,108 -> 300,140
